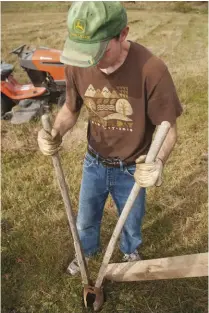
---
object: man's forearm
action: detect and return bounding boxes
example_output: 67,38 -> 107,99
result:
156,123 -> 177,165
53,103 -> 80,137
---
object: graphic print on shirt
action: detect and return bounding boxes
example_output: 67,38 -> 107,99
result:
84,84 -> 133,132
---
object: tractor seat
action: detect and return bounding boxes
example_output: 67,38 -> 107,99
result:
1,63 -> 14,80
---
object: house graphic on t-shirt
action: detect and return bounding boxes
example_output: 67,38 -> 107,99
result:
84,84 -> 133,131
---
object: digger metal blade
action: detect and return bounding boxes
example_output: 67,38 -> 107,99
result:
83,285 -> 104,312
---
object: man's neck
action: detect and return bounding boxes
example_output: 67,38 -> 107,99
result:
99,41 -> 130,75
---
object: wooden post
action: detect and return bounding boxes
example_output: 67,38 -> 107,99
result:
105,253 -> 208,282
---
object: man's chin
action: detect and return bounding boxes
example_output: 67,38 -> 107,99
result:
97,59 -> 111,69
97,62 -> 106,69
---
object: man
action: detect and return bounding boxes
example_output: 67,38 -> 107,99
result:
38,2 -> 182,275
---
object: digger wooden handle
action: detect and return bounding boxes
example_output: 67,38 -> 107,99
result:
95,121 -> 171,288
41,114 -> 52,133
145,121 -> 170,163
41,114 -> 90,286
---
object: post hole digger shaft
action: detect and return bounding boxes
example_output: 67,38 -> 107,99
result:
41,114 -> 97,308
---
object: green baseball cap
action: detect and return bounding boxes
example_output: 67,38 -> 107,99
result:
60,1 -> 127,67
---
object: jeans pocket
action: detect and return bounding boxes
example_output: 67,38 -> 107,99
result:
124,165 -> 136,177
84,153 -> 96,168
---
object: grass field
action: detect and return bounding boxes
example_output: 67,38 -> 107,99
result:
1,2 -> 208,313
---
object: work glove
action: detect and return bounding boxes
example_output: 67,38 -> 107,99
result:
37,128 -> 62,156
134,155 -> 163,188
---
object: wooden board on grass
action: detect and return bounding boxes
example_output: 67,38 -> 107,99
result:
105,253 -> 208,282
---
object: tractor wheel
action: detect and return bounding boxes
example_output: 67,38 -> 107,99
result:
1,93 -> 15,119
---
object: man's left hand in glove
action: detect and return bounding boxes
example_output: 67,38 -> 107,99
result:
134,155 -> 163,188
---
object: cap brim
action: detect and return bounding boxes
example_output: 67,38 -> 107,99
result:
60,37 -> 109,68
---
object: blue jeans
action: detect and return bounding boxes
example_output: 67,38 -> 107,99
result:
76,151 -> 146,256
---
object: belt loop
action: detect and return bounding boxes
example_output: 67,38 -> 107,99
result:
96,153 -> 99,165
119,160 -> 124,171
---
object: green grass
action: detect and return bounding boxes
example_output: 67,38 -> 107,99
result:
2,1 -> 207,14
1,2 -> 208,313
1,1 -> 72,13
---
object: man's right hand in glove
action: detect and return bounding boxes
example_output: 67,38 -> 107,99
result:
37,128 -> 62,156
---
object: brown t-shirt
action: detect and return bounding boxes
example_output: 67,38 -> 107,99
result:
65,41 -> 183,164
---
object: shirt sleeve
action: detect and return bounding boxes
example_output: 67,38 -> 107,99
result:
65,65 -> 83,112
147,67 -> 183,126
